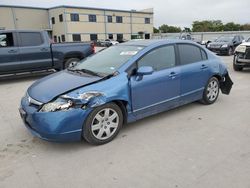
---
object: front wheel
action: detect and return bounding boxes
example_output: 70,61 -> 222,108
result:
83,103 -> 123,145
200,77 -> 220,105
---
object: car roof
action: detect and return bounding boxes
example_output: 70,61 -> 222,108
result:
119,39 -> 195,47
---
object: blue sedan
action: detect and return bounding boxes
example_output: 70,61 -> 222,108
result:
19,40 -> 233,145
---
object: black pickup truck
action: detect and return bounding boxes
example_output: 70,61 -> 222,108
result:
0,30 -> 95,75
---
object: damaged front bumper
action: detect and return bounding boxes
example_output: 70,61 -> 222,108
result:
19,95 -> 92,142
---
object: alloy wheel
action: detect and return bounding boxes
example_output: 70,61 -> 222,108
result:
91,108 -> 119,140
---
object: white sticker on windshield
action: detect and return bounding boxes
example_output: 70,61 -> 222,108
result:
120,51 -> 138,56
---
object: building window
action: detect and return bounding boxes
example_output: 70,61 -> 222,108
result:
61,35 -> 65,42
72,34 -> 81,41
116,16 -> 123,23
59,14 -> 63,22
51,17 -> 55,24
108,34 -> 113,40
53,36 -> 57,43
89,15 -> 97,22
117,34 -> 123,42
70,13 -> 79,22
107,16 -> 112,23
90,34 -> 98,41
145,18 -> 150,24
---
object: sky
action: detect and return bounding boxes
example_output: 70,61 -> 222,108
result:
1,0 -> 250,28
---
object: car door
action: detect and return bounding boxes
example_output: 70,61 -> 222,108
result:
0,32 -> 20,73
177,44 -> 210,104
130,45 -> 181,119
18,31 -> 52,70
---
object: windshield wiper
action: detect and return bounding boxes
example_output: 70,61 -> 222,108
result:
67,68 -> 106,77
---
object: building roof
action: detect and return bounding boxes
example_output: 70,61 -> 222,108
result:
0,4 -> 153,14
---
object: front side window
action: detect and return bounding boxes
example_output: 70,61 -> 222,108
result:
0,33 -> 14,47
178,44 -> 203,65
138,45 -> 176,71
89,15 -> 97,22
19,32 -> 43,47
72,34 -> 81,41
116,16 -> 123,23
74,45 -> 144,75
70,13 -> 79,22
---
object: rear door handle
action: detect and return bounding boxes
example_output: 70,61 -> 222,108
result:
201,64 -> 208,69
40,48 -> 49,52
8,49 -> 18,53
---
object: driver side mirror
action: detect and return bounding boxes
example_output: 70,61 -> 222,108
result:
137,66 -> 154,76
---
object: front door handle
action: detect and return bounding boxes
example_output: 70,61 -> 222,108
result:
201,64 -> 208,69
169,72 -> 177,79
8,49 -> 18,53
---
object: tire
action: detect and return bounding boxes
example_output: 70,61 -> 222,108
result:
63,58 -> 80,69
200,77 -> 220,105
83,103 -> 123,145
227,47 -> 233,56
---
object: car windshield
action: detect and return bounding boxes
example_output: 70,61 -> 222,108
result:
72,45 -> 144,75
215,36 -> 234,42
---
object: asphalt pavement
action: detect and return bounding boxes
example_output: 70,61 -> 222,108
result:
0,55 -> 249,188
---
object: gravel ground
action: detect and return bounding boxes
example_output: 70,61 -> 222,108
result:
0,55 -> 249,188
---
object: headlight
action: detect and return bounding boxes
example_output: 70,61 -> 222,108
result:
221,44 -> 228,48
40,91 -> 104,112
62,91 -> 103,101
235,45 -> 246,53
40,98 -> 73,112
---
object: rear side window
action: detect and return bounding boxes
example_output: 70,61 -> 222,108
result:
19,32 -> 43,47
0,33 -> 14,47
178,44 -> 204,65
138,45 -> 176,71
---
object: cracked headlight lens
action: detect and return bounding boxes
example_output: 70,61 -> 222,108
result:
40,98 -> 73,112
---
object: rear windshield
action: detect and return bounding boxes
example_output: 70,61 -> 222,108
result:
74,45 -> 144,75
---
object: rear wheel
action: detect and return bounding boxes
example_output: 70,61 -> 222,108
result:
63,58 -> 80,69
83,103 -> 123,145
201,77 -> 220,105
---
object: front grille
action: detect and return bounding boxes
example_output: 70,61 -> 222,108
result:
211,44 -> 221,48
245,47 -> 250,59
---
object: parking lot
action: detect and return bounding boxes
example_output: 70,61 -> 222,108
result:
0,55 -> 249,188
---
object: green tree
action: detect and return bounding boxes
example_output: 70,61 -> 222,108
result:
158,24 -> 181,33
153,27 -> 159,33
224,22 -> 241,31
240,24 -> 250,31
192,20 -> 223,32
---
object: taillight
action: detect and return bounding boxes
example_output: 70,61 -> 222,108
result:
91,42 -> 95,53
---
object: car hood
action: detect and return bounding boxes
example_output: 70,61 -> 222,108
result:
28,70 -> 102,103
240,42 -> 250,46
